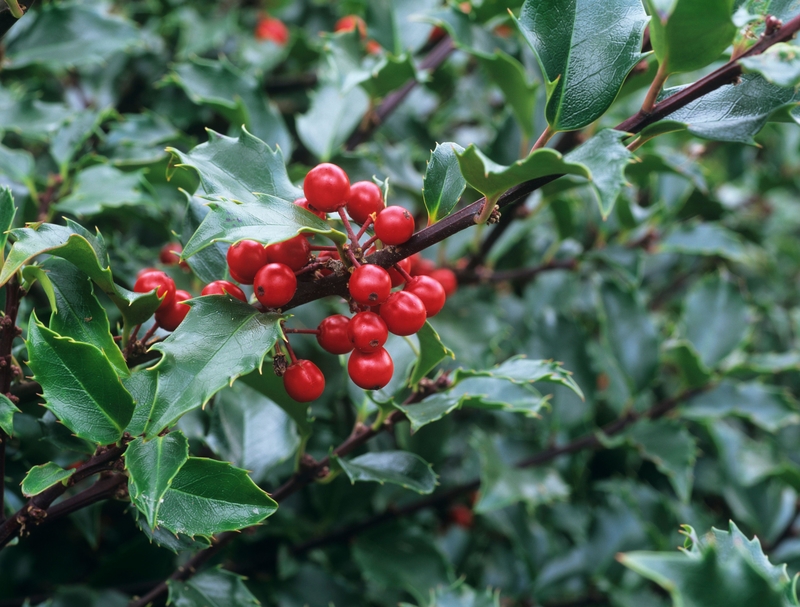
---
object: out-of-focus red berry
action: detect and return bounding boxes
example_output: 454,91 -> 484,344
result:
430,268 -> 458,297
255,16 -> 289,45
335,15 -> 367,38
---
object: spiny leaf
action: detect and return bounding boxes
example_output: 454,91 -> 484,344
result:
409,321 -> 454,386
21,462 -> 74,497
0,394 -> 19,437
423,142 -> 466,225
333,451 -> 438,494
167,567 -> 260,607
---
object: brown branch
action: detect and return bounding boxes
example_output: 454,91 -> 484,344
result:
455,258 -> 578,285
40,473 -> 127,524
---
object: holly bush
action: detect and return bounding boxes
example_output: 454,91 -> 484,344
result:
1,0 -> 800,605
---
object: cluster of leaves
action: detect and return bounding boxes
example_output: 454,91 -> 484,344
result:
2,0 -> 800,606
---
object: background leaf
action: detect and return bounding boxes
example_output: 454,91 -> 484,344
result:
423,142 -> 466,224
20,462 -> 74,497
334,451 -> 438,494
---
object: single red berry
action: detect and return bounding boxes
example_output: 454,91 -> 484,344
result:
349,264 -> 392,306
255,16 -> 289,45
409,253 -> 435,276
374,206 -> 415,246
283,360 -> 325,402
134,270 -> 176,311
366,39 -> 382,54
348,348 -> 394,390
347,311 -> 388,353
155,289 -> 192,331
294,197 -> 327,220
227,240 -> 268,284
387,257 -> 412,288
254,263 -> 297,308
201,280 -> 248,302
266,235 -> 311,272
404,275 -> 446,317
430,268 -> 458,297
335,15 -> 367,38
346,181 -> 384,225
159,242 -> 183,266
448,504 -> 474,529
317,314 -> 353,355
380,291 -> 426,336
317,250 -> 340,277
303,163 -> 350,213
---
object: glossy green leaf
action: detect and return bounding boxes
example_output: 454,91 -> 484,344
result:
168,128 -> 301,204
55,165 -> 152,217
21,265 -> 57,313
663,341 -> 713,388
168,567 -> 260,607
478,51 -> 538,138
0,394 -> 19,437
157,457 -> 277,538
0,143 -> 35,190
0,95 -> 71,142
124,433 -> 190,529
296,84 -> 370,161
0,187 -> 16,257
683,275 -> 750,370
660,223 -> 752,263
455,356 -> 584,400
423,143 -> 466,225
4,4 -> 142,69
456,145 -> 590,205
130,506 -> 211,554
26,312 -> 135,445
740,43 -> 800,87
515,0 -> 647,130
21,462 -> 74,497
409,321 -> 454,386
408,582 -> 501,607
50,109 -> 107,173
645,0 -> 736,75
181,193 -> 229,284
334,451 -> 438,494
732,351 -> 800,374
627,420 -> 697,502
564,129 -> 635,219
44,258 -> 128,377
207,382 -> 301,484
240,368 -> 313,439
140,297 -> 283,438
365,0 -> 438,55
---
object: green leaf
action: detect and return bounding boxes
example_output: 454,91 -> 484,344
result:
207,382 -> 301,484
1,221 -> 161,325
0,143 -> 35,190
515,0 -> 647,130
50,109 -> 107,174
21,265 -> 58,313
296,84 -> 370,161
455,356 -> 585,400
660,223 -> 752,263
409,321 -> 454,386
140,296 -> 283,438
44,258 -> 129,377
663,341 -> 713,388
683,274 -> 750,370
0,187 -> 17,257
740,43 -> 800,87
600,282 -> 659,393
456,145 -> 590,205
627,420 -> 697,502
20,462 -> 75,497
471,431 -> 569,514
4,4 -> 142,70
681,380 -> 800,432
54,165 -> 152,218
157,457 -> 277,538
181,193 -> 228,284
365,0 -> 439,55
423,143 -> 467,225
412,582 -> 501,607
564,129 -> 635,219
620,522 -> 798,607
478,51 -> 538,138
168,128 -> 301,204
0,394 -> 19,437
168,567 -> 260,607
124,433 -> 190,529
333,451 -> 438,494
732,351 -> 800,374
0,95 -> 71,142
183,197 -> 343,261
26,312 -> 135,445
645,0 -> 737,75
130,506 -> 211,554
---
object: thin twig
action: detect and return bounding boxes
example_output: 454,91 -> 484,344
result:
0,277 -> 23,524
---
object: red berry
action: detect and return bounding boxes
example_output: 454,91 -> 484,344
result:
159,242 -> 183,265
155,289 -> 191,331
347,311 -> 388,353
317,315 -> 353,354
294,197 -> 328,220
430,268 -> 458,297
448,504 -> 474,529
380,291 -> 426,336
346,181 -> 384,225
303,163 -> 350,213
227,240 -> 268,284
404,275 -> 446,317
335,15 -> 367,38
255,17 -> 289,45
348,348 -> 394,390
134,270 -> 176,311
374,206 -> 415,246
410,253 -> 435,276
283,360 -> 325,402
254,263 -> 297,308
366,39 -> 382,54
201,280 -> 247,302
266,235 -> 311,272
348,264 -> 392,306
387,257 -> 412,288
317,250 -> 340,277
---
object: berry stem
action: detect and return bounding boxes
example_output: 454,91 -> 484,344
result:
393,263 -> 413,282
361,235 -> 378,251
283,338 -> 298,364
295,261 -> 328,276
338,208 -> 360,246
355,216 -> 374,241
344,247 -> 362,268
140,323 -> 159,345
284,328 -> 320,335
529,124 -> 556,152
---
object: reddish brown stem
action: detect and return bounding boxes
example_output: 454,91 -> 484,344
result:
361,235 -> 378,251
393,263 -> 413,282
344,247 -> 361,268
355,216 -> 374,241
338,208 -> 360,246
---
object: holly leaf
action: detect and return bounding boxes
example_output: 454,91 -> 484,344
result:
740,43 -> 800,87
455,356 -> 584,399
21,462 -> 74,497
409,321 -> 453,386
168,567 -> 260,607
130,506 -> 211,554
456,145 -> 590,205
0,394 -> 19,437
478,51 -> 538,138
50,109 -> 108,173
54,165 -> 153,218
333,451 -> 438,494
0,144 -> 35,192
181,193 -> 229,284
26,312 -> 135,445
167,128 -> 301,204
660,223 -> 752,263
124,432 -> 190,529
296,84 -> 370,161
139,296 -> 283,438
157,457 -> 277,538
645,0 -> 737,75
515,0 -> 647,130
0,187 -> 16,258
423,142 -> 466,225
0,95 -> 71,142
627,420 -> 697,502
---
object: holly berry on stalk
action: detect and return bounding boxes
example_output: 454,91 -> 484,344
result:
255,16 -> 289,45
294,197 -> 327,220
283,360 -> 325,402
266,234 -> 311,272
380,291 -> 427,336
349,264 -> 392,306
335,15 -> 367,38
134,270 -> 176,311
155,289 -> 192,331
430,268 -> 458,297
348,348 -> 394,390
317,314 -> 353,355
227,240 -> 269,284
346,181 -> 384,225
374,206 -> 415,245
347,311 -> 388,353
404,275 -> 446,317
201,280 -> 247,302
303,163 -> 350,213
159,242 -> 183,266
387,257 -> 412,287
254,263 -> 297,308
